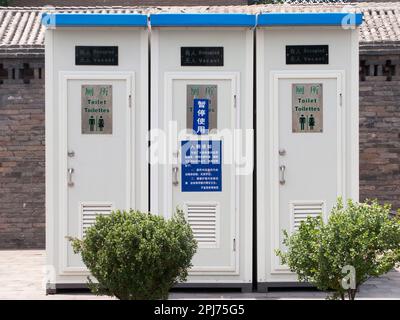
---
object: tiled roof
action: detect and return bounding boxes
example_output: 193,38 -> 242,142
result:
1,3 -> 400,56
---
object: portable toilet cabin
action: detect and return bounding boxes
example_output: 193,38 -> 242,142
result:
42,13 -> 149,292
149,13 -> 255,291
255,12 -> 363,290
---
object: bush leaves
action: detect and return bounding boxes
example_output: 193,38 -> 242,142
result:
69,209 -> 197,300
276,198 -> 400,300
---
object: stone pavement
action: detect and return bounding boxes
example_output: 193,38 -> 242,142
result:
0,250 -> 399,300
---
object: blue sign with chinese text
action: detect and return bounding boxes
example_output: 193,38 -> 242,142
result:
181,140 -> 222,192
193,98 -> 209,135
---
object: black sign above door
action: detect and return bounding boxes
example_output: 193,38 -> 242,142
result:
286,45 -> 329,65
75,46 -> 119,66
181,47 -> 224,67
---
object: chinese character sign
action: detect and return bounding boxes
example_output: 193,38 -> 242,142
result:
181,140 -> 222,192
193,99 -> 209,135
81,85 -> 113,134
292,83 -> 323,133
186,85 -> 217,132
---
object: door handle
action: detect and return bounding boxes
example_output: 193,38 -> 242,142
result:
172,166 -> 179,186
68,168 -> 74,187
67,150 -> 75,157
279,165 -> 286,185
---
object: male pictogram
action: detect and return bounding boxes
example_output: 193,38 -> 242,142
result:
88,116 -> 95,131
299,114 -> 306,130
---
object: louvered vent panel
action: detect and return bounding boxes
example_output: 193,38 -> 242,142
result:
186,203 -> 219,247
292,202 -> 324,232
81,203 -> 112,237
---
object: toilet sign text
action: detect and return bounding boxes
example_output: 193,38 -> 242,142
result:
81,85 -> 112,134
292,83 -> 323,133
181,140 -> 222,192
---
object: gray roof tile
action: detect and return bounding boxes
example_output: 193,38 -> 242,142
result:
1,3 -> 400,53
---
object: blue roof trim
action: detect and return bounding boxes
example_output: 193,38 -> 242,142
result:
40,12 -> 363,28
41,13 -> 148,27
150,14 -> 256,27
257,13 -> 363,26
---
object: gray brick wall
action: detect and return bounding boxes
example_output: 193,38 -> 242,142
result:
359,52 -> 400,212
0,58 -> 45,249
0,50 -> 399,249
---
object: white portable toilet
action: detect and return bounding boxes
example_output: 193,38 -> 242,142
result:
150,13 -> 255,291
42,13 -> 149,292
256,12 -> 363,290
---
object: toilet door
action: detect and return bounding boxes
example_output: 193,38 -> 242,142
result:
62,74 -> 133,271
167,73 -> 239,275
274,74 -> 343,263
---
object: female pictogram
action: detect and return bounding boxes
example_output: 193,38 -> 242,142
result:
98,116 -> 105,132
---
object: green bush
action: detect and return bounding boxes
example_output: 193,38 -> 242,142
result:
276,198 -> 400,300
69,209 -> 197,300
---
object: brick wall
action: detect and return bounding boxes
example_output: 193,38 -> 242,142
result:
0,51 -> 399,249
0,57 -> 45,249
359,51 -> 400,212
10,0 -> 248,6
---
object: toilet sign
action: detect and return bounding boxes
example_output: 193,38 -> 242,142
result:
292,83 -> 323,133
81,85 -> 112,134
181,140 -> 222,192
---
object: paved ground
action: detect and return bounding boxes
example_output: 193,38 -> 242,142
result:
0,250 -> 399,300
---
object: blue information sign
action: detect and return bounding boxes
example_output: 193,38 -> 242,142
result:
181,140 -> 222,192
193,98 -> 209,135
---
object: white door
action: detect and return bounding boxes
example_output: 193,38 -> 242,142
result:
277,76 -> 342,245
65,76 -> 132,268
169,74 -> 238,274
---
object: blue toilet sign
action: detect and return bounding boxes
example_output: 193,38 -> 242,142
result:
181,140 -> 222,192
193,98 -> 209,135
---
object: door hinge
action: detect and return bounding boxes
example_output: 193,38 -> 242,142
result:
339,93 -> 343,107
129,94 -> 132,108
233,238 -> 236,252
233,94 -> 237,108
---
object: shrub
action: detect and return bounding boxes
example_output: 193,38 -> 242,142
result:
276,198 -> 400,300
69,209 -> 197,300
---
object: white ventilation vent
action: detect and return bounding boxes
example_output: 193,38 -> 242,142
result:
185,203 -> 219,248
81,203 -> 113,238
291,201 -> 325,232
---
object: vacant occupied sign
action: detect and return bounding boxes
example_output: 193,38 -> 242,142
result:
181,47 -> 224,66
286,45 -> 329,64
75,46 -> 118,66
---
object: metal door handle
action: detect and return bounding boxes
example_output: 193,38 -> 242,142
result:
67,150 -> 75,157
68,168 -> 74,187
279,165 -> 286,185
172,166 -> 179,186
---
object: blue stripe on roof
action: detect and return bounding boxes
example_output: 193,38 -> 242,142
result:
41,13 -> 148,27
150,14 -> 257,27
257,13 -> 363,26
40,12 -> 363,28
